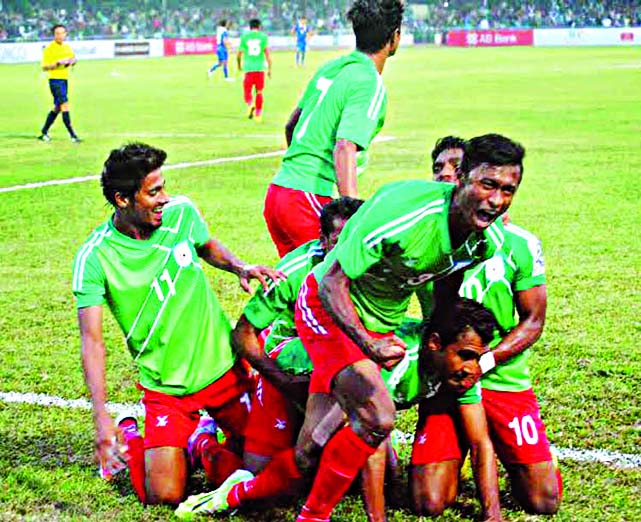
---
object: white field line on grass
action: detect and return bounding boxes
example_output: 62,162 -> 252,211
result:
0,135 -> 397,194
2,390 -> 640,470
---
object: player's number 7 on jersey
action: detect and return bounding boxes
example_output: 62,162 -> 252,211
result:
296,77 -> 333,140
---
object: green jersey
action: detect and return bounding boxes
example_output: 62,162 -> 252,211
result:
239,30 -> 269,72
272,51 -> 387,196
72,196 -> 235,396
459,223 -> 546,392
243,240 -> 325,354
313,181 -> 506,333
273,318 -> 480,406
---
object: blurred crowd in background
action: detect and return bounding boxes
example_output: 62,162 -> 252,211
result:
1,0 -> 640,41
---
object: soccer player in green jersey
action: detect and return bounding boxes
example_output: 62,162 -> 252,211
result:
237,19 -> 272,122
411,137 -> 561,516
263,0 -> 404,257
176,298 -> 502,522
72,143 -> 284,505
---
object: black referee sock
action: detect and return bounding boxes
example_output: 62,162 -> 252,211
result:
62,112 -> 77,138
41,111 -> 58,134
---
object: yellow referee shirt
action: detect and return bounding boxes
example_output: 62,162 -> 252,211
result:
42,41 -> 75,80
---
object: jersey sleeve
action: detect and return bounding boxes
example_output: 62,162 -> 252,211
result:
512,233 -> 546,292
457,382 -> 481,405
243,279 -> 294,330
72,252 -> 107,309
42,45 -> 53,67
335,71 -> 386,150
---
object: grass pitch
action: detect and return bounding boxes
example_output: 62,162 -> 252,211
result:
0,45 -> 640,521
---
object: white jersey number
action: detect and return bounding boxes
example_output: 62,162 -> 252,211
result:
247,39 -> 262,56
296,76 -> 334,140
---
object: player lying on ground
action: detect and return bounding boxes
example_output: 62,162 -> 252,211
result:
264,0 -> 404,257
72,142 -> 284,505
176,299 -> 502,521
409,136 -> 562,516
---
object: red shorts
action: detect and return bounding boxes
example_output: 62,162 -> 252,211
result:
482,388 -> 553,465
411,398 -> 466,465
244,71 -> 265,93
244,342 -> 304,457
294,274 -> 393,394
263,184 -> 333,258
141,362 -> 253,450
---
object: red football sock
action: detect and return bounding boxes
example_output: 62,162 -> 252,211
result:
119,419 -> 146,503
556,468 -> 563,501
227,447 -> 302,509
255,92 -> 264,115
201,439 -> 244,488
297,426 -> 377,522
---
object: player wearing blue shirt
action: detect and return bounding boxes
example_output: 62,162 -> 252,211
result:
208,20 -> 234,81
292,17 -> 311,67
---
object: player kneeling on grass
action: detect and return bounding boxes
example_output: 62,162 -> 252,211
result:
176,298 -> 503,521
411,136 -> 562,516
72,142 -> 284,505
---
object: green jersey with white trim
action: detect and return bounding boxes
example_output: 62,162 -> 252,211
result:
273,318 -> 480,406
313,180 -> 506,333
72,196 -> 235,396
459,223 -> 546,392
272,51 -> 387,197
239,30 -> 269,72
243,240 -> 325,354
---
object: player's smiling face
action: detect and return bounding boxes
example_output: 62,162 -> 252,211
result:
131,169 -> 170,230
455,164 -> 521,232
433,148 -> 464,184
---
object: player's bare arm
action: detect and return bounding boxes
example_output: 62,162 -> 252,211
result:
285,107 -> 303,146
196,238 -> 285,292
491,285 -> 546,365
334,139 -> 358,198
264,48 -> 272,78
78,306 -> 120,467
459,402 -> 503,522
319,260 -> 406,369
232,316 -> 308,405
236,50 -> 242,72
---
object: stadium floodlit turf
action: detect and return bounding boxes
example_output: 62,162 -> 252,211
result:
1,46 -> 640,521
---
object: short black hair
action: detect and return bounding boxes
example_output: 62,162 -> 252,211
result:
422,298 -> 500,349
460,133 -> 525,180
219,20 -> 227,27
52,24 -> 66,34
347,0 -> 404,54
249,18 -> 261,29
101,143 -> 167,207
320,197 -> 364,237
431,135 -> 466,163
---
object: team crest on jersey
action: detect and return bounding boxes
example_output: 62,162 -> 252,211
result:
484,255 -> 505,283
173,241 -> 193,268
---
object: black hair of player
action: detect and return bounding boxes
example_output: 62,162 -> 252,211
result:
421,298 -> 501,350
101,142 -> 167,207
320,196 -> 364,237
219,20 -> 227,27
347,0 -> 404,54
249,19 -> 261,29
460,133 -> 525,181
52,24 -> 66,34
431,135 -> 466,163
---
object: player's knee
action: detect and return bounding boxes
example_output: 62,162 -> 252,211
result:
351,401 -> 395,447
521,489 -> 560,515
145,485 -> 185,506
411,494 -> 449,517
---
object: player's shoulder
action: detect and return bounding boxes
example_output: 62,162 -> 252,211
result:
373,179 -> 452,206
504,222 -> 541,244
73,220 -> 113,263
277,239 -> 324,274
162,195 -> 204,221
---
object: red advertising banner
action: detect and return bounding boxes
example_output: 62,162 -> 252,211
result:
163,36 -> 216,56
446,29 -> 534,47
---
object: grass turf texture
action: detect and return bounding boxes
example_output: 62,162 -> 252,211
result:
0,46 -> 640,520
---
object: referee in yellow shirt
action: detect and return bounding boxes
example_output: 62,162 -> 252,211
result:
38,24 -> 81,143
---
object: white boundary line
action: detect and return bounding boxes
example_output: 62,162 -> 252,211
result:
2,390 -> 640,470
0,135 -> 397,194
